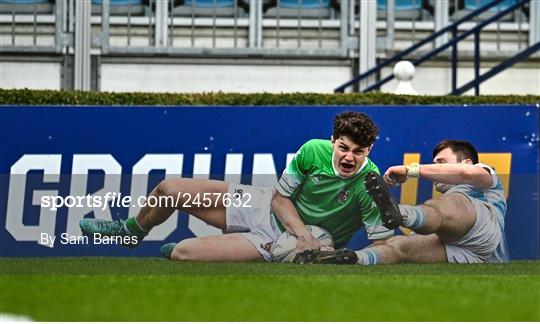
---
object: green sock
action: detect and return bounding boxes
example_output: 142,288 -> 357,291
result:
124,217 -> 149,237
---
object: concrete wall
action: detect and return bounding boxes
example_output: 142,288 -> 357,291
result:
100,61 -> 352,93
381,62 -> 540,95
1,58 -> 538,95
1,62 -> 62,90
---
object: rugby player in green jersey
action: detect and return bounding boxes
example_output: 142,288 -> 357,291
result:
80,111 -> 393,261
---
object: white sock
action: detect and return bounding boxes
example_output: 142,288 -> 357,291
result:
355,248 -> 380,265
399,205 -> 427,230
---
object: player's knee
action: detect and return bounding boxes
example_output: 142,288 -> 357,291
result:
420,199 -> 445,227
171,239 -> 197,261
422,199 -> 440,215
423,198 -> 459,228
155,179 -> 177,198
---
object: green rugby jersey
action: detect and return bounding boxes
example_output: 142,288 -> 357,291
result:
275,139 -> 394,248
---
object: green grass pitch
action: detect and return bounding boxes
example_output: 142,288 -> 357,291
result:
0,258 -> 539,321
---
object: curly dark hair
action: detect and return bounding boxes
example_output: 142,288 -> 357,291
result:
433,140 -> 479,164
333,111 -> 379,147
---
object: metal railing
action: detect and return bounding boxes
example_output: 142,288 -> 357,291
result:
1,0 -> 537,92
0,0 -> 68,53
451,0 -> 528,46
334,0 -> 535,94
453,40 -> 540,95
1,0 -> 534,55
94,0 -> 350,57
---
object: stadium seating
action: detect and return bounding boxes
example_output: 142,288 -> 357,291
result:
91,0 -> 146,16
451,0 -> 526,22
464,0 -> 517,11
279,0 -> 332,9
183,0 -> 235,7
0,0 -> 53,14
376,0 -> 433,20
171,0 -> 247,17
264,0 -> 337,19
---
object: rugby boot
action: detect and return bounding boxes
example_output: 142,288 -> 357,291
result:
79,218 -> 143,248
160,243 -> 177,259
364,171 -> 403,229
292,248 -> 358,264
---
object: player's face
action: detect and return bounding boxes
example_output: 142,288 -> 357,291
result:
433,147 -> 460,192
433,147 -> 473,193
331,135 -> 371,178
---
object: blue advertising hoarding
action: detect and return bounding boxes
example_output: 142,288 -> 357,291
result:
0,105 -> 538,259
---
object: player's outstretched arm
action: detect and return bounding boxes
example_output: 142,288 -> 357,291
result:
416,163 -> 493,188
384,163 -> 493,189
270,191 -> 321,251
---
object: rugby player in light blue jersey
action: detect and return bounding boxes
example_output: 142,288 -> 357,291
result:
295,140 -> 509,265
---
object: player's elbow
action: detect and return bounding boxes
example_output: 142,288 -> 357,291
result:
155,179 -> 175,197
462,168 -> 492,188
270,190 -> 288,209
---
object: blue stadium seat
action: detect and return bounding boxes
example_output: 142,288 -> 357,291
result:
377,0 -> 423,11
464,0 -> 516,11
91,0 -> 145,7
183,0 -> 236,7
278,0 -> 331,9
376,0 -> 431,20
452,0 -> 525,22
91,0 -> 145,15
0,0 -> 53,14
171,0 -> 246,16
264,0 -> 335,19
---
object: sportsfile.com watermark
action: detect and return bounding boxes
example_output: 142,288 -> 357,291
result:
37,191 -> 253,248
40,191 -> 252,211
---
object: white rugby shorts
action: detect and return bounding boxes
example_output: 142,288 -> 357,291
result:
223,183 -> 283,261
445,194 -> 504,263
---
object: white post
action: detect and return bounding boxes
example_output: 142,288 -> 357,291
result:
530,0 -> 540,46
359,0 -> 376,91
386,0 -> 394,50
393,61 -> 418,95
155,0 -> 169,47
74,0 -> 91,91
435,0 -> 449,48
249,0 -> 262,48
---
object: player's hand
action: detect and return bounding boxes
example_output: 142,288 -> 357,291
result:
384,165 -> 408,186
295,233 -> 322,253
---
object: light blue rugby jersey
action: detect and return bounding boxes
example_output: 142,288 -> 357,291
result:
446,163 -> 509,262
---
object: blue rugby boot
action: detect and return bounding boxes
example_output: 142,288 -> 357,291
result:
292,248 -> 358,264
79,218 -> 147,248
364,171 -> 403,230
